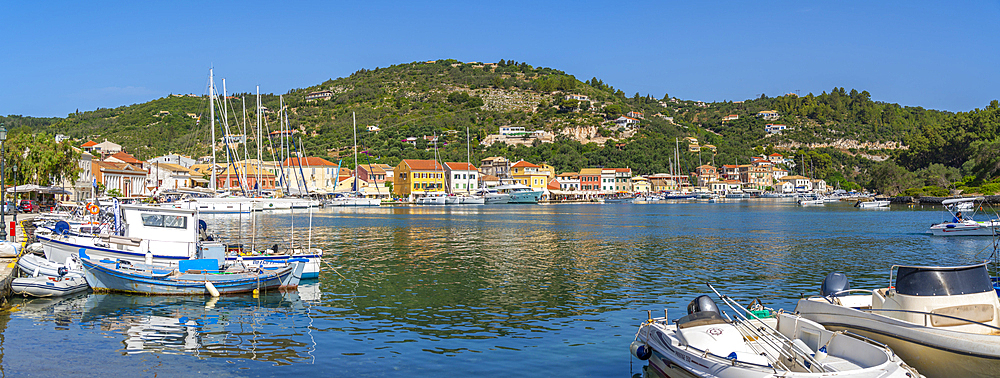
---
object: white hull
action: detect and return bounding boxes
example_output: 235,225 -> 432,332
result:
38,232 -> 322,279
17,253 -> 84,278
12,276 -> 89,297
508,190 -> 542,204
483,193 -> 510,204
415,195 -> 447,205
857,200 -> 890,208
797,297 -> 1000,378
327,197 -> 380,207
928,220 -> 999,236
637,312 -> 917,378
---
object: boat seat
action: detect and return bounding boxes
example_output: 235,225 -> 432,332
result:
930,304 -> 994,326
103,235 -> 142,247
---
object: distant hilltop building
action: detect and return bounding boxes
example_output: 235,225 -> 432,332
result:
305,90 -> 334,101
565,94 -> 590,101
756,110 -> 780,121
765,124 -> 787,134
722,114 -> 739,122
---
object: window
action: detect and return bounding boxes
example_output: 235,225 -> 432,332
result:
141,213 -> 187,229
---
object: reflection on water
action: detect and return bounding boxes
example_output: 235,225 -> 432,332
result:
2,202 -> 997,376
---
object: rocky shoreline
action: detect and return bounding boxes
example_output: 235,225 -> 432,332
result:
890,195 -> 1000,205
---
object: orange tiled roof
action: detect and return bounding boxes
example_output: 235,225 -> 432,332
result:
402,159 -> 444,171
282,157 -> 336,166
108,151 -> 141,163
511,160 -> 539,168
445,162 -> 478,171
81,141 -> 98,147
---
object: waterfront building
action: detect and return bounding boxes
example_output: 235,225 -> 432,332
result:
601,169 -> 617,193
646,173 -> 689,192
105,151 -> 145,170
147,163 -> 203,191
812,179 -> 828,193
444,162 -> 479,194
94,161 -> 147,197
216,161 -> 277,192
556,172 -> 580,192
721,165 -> 740,181
631,176 -> 651,193
695,165 -> 718,187
779,175 -> 813,192
282,157 -> 339,193
538,163 -> 556,181
149,154 -> 196,168
511,160 -> 549,191
480,174 -> 500,188
357,163 -> 393,184
393,159 -> 445,199
62,149 -> 94,202
579,168 -> 603,195
772,168 -> 788,182
480,156 -> 511,178
614,168 -> 633,192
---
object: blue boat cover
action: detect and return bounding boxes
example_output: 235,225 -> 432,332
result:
179,258 -> 219,272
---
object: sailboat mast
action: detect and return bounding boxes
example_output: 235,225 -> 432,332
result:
223,78 -> 231,192
256,86 -> 262,196
466,127 -> 471,194
353,112 -> 358,192
210,69 -> 217,191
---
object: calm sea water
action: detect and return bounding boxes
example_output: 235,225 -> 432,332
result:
2,200 -> 997,377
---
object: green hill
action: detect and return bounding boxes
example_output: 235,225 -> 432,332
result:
2,59 -> 999,195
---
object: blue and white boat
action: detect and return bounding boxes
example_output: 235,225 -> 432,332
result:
79,249 -> 306,295
12,275 -> 89,297
37,204 -> 322,279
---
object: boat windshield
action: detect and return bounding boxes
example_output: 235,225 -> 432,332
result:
894,264 -> 993,296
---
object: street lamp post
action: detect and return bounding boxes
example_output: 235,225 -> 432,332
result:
0,123 -> 7,241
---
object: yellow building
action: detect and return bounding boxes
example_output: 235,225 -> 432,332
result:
631,176 -> 651,193
511,160 -> 549,190
538,163 -> 556,181
393,159 -> 445,198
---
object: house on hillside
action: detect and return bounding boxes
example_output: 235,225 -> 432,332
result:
722,114 -> 739,122
756,110 -> 780,121
765,124 -> 787,134
615,116 -> 640,128
305,90 -> 334,101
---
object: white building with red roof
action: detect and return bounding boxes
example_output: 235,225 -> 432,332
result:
444,162 -> 479,194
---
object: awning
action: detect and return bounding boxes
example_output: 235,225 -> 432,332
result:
6,184 -> 70,194
191,177 -> 209,183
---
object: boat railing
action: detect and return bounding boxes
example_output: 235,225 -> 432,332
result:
815,289 -> 875,304
855,307 -> 1000,332
708,283 -> 828,373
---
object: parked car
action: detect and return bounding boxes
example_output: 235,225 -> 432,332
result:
1,200 -> 12,214
17,199 -> 37,213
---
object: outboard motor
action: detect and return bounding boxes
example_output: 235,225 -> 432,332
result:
687,295 -> 720,315
820,272 -> 851,297
57,266 -> 68,277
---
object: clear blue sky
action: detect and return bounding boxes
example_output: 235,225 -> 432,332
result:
3,1 -> 997,118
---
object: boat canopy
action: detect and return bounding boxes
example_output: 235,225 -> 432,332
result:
942,197 -> 984,205
894,264 -> 993,296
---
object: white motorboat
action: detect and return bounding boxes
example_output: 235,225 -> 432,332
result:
414,193 -> 447,205
856,200 -> 890,208
928,197 -> 999,236
634,291 -> 920,378
459,195 -> 485,205
12,275 -> 89,297
475,188 -> 510,204
16,253 -> 84,278
796,265 -> 1000,378
327,192 -> 380,207
799,199 -> 825,206
494,184 -> 542,204
36,204 -> 322,279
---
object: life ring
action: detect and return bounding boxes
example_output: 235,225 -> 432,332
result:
87,203 -> 100,215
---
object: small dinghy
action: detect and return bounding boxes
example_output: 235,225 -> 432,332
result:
17,253 -> 84,278
632,285 -> 922,378
12,275 -> 89,297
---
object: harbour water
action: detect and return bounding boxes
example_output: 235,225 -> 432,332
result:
2,200 -> 997,376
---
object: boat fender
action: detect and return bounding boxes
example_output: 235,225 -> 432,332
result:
32,266 -> 40,277
630,340 -> 651,360
814,345 -> 828,361
145,251 -> 153,265
205,281 -> 220,297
